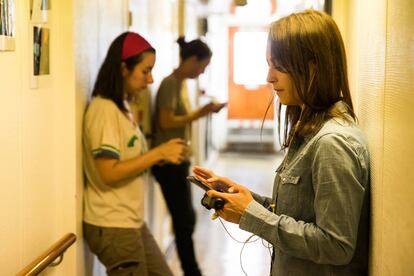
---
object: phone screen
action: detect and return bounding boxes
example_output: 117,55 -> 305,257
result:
187,176 -> 211,192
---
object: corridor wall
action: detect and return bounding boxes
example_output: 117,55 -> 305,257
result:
333,0 -> 414,275
0,1 -> 77,275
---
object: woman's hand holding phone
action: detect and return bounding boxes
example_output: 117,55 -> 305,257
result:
191,166 -> 254,224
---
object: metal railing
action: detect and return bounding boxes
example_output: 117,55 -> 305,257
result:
16,233 -> 77,276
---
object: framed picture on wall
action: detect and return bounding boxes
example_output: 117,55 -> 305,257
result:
0,0 -> 15,51
33,26 -> 50,75
30,0 -> 50,23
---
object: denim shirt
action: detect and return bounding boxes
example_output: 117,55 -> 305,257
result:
239,119 -> 370,276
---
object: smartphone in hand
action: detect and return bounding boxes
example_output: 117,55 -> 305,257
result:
187,176 -> 211,192
187,176 -> 229,192
187,176 -> 226,210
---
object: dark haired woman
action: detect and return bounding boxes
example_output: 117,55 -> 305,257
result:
83,32 -> 187,276
151,36 -> 225,276
193,10 -> 370,276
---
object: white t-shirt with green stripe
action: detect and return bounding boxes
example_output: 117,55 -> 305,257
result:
83,97 -> 148,228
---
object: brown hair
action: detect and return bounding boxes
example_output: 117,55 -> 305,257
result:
268,10 -> 356,148
92,32 -> 155,112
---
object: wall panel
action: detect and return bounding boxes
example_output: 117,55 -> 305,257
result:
0,0 -> 78,275
334,0 -> 414,275
353,1 -> 387,274
382,0 -> 414,274
0,0 -> 24,271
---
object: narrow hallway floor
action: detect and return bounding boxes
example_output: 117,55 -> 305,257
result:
169,151 -> 284,276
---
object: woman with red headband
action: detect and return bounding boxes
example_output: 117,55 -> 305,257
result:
83,32 -> 185,276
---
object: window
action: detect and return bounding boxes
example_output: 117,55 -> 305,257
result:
233,31 -> 268,88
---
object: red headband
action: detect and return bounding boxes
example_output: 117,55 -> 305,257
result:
122,32 -> 153,60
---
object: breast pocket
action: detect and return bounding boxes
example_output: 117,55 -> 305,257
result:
277,172 -> 302,216
280,175 -> 301,185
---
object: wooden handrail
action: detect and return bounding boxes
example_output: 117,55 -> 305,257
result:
16,233 -> 77,276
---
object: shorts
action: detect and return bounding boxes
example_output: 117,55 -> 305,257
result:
83,222 -> 173,276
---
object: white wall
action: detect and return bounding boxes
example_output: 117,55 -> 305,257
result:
333,0 -> 414,275
0,0 -> 78,275
204,2 -> 231,151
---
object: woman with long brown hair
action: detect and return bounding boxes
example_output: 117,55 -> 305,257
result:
193,10 -> 370,275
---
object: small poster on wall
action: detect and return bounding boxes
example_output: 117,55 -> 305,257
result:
30,0 -> 50,23
0,0 -> 15,51
33,26 -> 49,75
